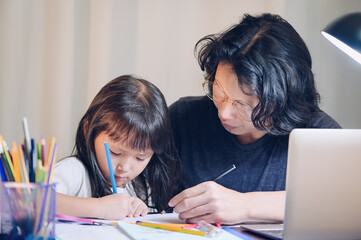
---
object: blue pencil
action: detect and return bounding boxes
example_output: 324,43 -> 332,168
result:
104,142 -> 117,193
22,144 -> 30,178
29,139 -> 35,182
0,155 -> 8,181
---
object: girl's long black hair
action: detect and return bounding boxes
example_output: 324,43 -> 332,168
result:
73,75 -> 181,212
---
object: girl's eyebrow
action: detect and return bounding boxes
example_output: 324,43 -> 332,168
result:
108,143 -> 123,153
137,150 -> 153,156
109,142 -> 152,156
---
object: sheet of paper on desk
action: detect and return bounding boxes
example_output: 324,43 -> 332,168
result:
116,222 -> 250,240
122,212 -> 184,224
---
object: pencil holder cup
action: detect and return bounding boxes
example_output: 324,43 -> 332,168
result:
0,182 -> 56,240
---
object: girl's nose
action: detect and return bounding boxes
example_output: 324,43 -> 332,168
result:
115,158 -> 130,172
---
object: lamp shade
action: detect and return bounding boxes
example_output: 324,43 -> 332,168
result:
321,12 -> 361,64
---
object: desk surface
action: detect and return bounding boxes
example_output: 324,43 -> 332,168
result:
227,227 -> 270,240
56,213 -> 270,240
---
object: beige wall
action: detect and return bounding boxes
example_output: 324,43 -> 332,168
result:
0,0 -> 360,158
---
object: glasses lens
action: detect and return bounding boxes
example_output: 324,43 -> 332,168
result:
207,81 -> 225,103
203,80 -> 253,121
234,102 -> 253,121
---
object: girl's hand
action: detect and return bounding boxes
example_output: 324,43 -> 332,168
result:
127,197 -> 148,218
97,193 -> 132,220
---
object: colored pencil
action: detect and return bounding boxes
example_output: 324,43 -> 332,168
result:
22,117 -> 32,158
29,139 -> 36,182
17,152 -> 25,183
46,142 -> 57,184
55,214 -> 117,226
45,137 -> 55,167
212,164 -> 236,182
18,145 -> 29,183
104,142 -> 117,193
37,143 -> 42,163
136,221 -> 207,236
35,159 -> 45,183
0,155 -> 8,181
36,141 -> 57,235
0,142 -> 11,181
22,144 -> 29,177
22,117 -> 32,178
0,136 -> 15,180
12,142 -> 21,182
41,137 -> 46,166
56,214 -> 95,224
32,139 -> 37,171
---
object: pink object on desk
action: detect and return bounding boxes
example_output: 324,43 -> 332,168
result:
56,214 -> 96,225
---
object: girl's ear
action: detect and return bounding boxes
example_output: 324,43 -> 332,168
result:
83,121 -> 89,137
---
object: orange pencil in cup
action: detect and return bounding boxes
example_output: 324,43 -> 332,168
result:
11,142 -> 21,182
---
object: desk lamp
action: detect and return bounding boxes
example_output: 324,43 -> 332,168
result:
321,12 -> 361,65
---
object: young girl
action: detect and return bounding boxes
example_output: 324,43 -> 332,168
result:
53,75 -> 181,220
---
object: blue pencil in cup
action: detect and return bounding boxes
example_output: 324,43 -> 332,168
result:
104,142 -> 117,193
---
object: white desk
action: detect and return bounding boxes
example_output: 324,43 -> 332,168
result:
56,213 -> 183,239
56,223 -> 124,240
55,213 -> 257,240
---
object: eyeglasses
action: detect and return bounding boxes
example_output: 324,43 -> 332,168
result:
202,73 -> 253,121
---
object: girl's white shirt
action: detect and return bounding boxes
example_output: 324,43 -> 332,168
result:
53,157 -> 136,197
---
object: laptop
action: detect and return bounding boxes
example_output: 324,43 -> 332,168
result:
240,129 -> 361,240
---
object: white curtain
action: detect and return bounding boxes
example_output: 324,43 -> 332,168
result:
0,0 -> 360,158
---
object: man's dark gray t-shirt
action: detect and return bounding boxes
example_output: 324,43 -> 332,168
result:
169,96 -> 341,192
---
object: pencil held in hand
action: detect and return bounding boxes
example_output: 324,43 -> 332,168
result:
212,164 -> 236,181
104,142 -> 117,193
162,164 -> 236,214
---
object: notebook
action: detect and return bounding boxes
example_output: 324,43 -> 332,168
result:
240,129 -> 361,240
